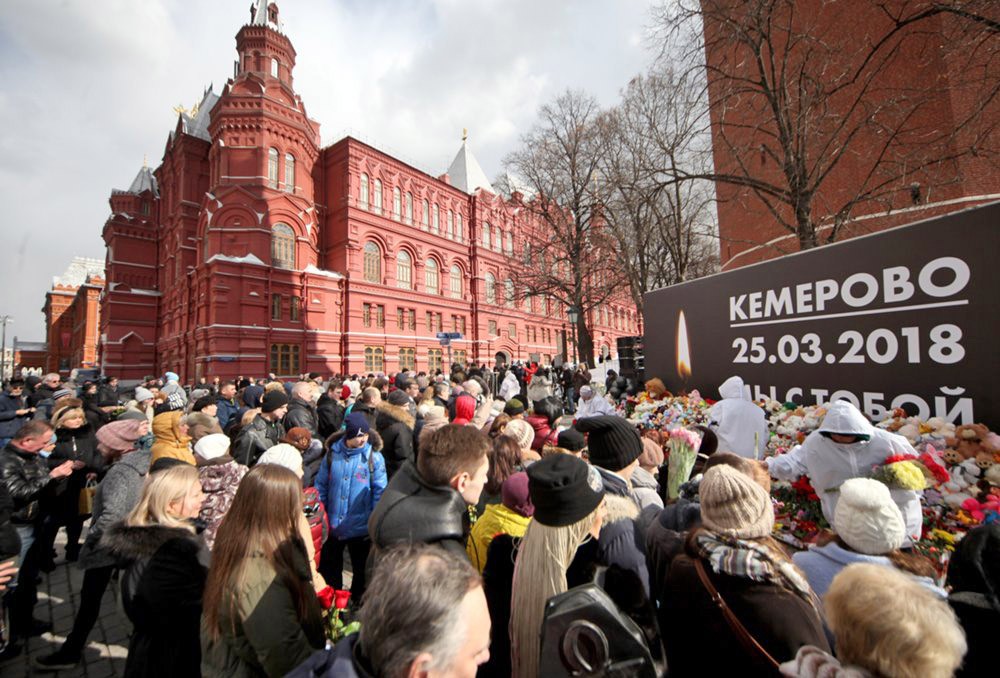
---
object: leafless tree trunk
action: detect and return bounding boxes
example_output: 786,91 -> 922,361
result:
652,0 -> 999,251
503,91 -> 625,367
597,68 -> 719,314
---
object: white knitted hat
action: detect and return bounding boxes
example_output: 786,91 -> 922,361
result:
193,433 -> 230,461
699,464 -> 774,539
505,418 -> 535,451
833,478 -> 906,555
257,443 -> 304,478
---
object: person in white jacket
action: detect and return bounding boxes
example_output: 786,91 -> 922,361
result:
766,400 -> 923,544
575,386 -> 617,419
708,376 -> 769,458
499,369 -> 521,402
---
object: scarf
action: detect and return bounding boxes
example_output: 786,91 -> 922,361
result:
694,531 -> 814,602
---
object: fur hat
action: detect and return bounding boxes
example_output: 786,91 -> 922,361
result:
501,471 -> 534,518
505,418 -> 535,451
834,478 -> 906,555
257,443 -> 304,477
575,416 -> 643,472
699,464 -> 774,539
282,427 -> 313,451
194,433 -> 231,461
261,390 -> 289,414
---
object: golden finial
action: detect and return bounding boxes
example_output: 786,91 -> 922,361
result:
173,103 -> 188,116
462,128 -> 468,142
143,154 -> 148,168
190,101 -> 200,118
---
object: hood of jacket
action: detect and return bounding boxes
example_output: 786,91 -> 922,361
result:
806,541 -> 891,568
453,395 -> 475,422
718,376 -> 748,401
630,465 -> 658,491
526,413 -> 550,435
818,401 -> 875,437
198,458 -> 245,492
101,522 -> 196,564
376,401 -> 415,429
152,410 -> 191,447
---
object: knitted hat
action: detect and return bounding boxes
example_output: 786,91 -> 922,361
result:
557,428 -> 586,452
96,419 -> 148,455
527,454 -> 604,528
282,427 -> 313,451
639,437 -> 664,469
258,443 -> 304,477
164,371 -> 179,383
504,398 -> 525,416
117,408 -> 149,422
833,478 -> 906,555
501,471 -> 534,518
575,416 -> 643,472
387,389 -> 410,406
505,418 -> 535,450
53,388 -> 74,401
194,433 -> 231,461
343,412 -> 370,439
261,390 -> 289,414
699,464 -> 774,539
422,405 -> 447,426
133,387 -> 154,403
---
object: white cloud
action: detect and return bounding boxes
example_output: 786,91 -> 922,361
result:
0,0 -> 656,339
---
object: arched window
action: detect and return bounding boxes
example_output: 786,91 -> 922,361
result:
431,204 -> 439,233
485,273 -> 496,305
268,148 -> 279,188
494,226 -> 503,252
364,346 -> 384,372
373,179 -> 383,214
271,58 -> 279,78
482,222 -> 491,247
422,200 -> 430,230
405,192 -> 413,224
446,211 -> 454,239
363,242 -> 381,283
505,231 -> 513,255
393,188 -> 401,220
450,265 -> 462,298
271,223 -> 295,270
456,213 -> 463,242
284,153 -> 295,193
396,251 -> 412,289
504,278 -> 515,307
425,258 -> 439,294
359,173 -> 369,210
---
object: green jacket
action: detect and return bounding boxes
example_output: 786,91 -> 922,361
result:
201,550 -> 325,677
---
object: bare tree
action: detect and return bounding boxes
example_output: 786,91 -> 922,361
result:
653,0 -> 1000,252
597,68 -> 719,314
504,90 -> 625,367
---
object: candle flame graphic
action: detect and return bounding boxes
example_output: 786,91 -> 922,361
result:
676,310 -> 691,381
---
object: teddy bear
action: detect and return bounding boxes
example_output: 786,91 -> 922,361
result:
946,423 -> 994,460
941,456 -> 984,508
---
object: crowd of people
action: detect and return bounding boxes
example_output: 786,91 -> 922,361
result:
0,365 -> 994,676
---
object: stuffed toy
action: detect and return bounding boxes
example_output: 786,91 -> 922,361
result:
946,423 -> 993,460
941,457 -> 983,507
960,495 -> 1000,524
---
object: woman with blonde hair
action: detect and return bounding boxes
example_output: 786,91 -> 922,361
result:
509,454 -> 606,678
102,464 -> 207,677
202,464 -> 325,676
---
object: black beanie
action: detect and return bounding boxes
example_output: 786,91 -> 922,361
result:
527,454 -> 604,527
576,416 -> 643,472
261,390 -> 289,413
557,427 -> 586,452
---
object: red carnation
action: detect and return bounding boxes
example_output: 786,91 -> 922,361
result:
334,589 -> 351,610
317,586 -> 335,610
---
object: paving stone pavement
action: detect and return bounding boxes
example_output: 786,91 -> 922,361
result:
1,527 -> 129,677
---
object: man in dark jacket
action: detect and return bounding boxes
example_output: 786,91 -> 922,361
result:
0,379 -> 34,448
98,377 -> 120,407
214,381 -> 241,431
317,383 -> 345,439
27,373 -> 60,409
375,390 -> 415,478
350,387 -> 381,432
232,390 -> 288,466
284,381 -> 320,437
369,425 -> 488,559
0,421 -> 74,640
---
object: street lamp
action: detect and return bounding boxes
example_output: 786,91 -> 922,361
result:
566,305 -> 579,366
0,315 -> 11,384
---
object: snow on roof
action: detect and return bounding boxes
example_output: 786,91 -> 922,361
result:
53,257 -> 105,288
304,264 -> 344,279
206,253 -> 266,266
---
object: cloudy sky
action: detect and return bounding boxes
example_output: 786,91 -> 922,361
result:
0,0 -> 660,340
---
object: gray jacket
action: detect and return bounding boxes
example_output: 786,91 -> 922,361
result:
77,448 -> 152,570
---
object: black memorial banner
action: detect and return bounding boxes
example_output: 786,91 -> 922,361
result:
643,202 -> 1000,428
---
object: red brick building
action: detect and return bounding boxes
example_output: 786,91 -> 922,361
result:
702,0 -> 1000,270
43,258 -> 105,375
100,1 -> 638,381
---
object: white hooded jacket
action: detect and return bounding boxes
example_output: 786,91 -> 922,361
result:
708,376 -> 769,458
499,371 -> 520,401
767,400 -> 923,543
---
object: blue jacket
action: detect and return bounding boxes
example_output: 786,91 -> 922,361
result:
0,392 -> 30,439
314,436 -> 387,539
792,541 -> 946,598
215,397 -> 241,430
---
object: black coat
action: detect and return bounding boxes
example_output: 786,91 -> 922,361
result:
645,497 -> 702,603
0,392 -> 30,439
0,482 -> 20,560
285,398 -> 319,437
47,424 -> 102,522
0,443 -> 52,524
103,522 -> 209,678
317,399 -> 345,439
662,553 -> 830,675
374,402 -> 415,479
480,535 -> 517,678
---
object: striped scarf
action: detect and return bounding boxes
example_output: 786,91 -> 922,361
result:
694,531 -> 814,602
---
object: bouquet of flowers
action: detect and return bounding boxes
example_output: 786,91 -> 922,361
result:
772,475 -> 828,544
318,586 -> 359,643
666,427 -> 702,500
870,455 -> 930,491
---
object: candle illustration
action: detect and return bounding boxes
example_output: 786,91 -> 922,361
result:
676,309 -> 691,390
